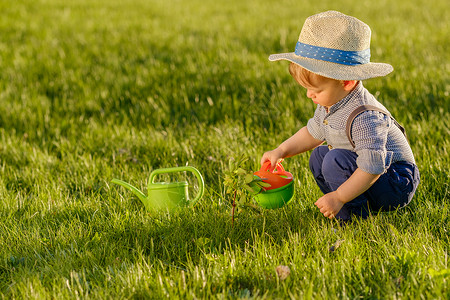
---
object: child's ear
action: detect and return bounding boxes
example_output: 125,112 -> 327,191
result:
342,80 -> 358,91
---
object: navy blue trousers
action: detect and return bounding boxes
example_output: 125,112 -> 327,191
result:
309,146 -> 420,220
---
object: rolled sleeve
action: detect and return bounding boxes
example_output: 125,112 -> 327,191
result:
352,111 -> 392,174
357,149 -> 393,174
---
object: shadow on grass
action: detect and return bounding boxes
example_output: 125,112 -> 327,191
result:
9,197 -> 323,267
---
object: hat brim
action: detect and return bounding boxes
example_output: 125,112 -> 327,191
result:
269,52 -> 393,80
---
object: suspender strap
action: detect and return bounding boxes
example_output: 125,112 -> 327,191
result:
346,105 -> 407,148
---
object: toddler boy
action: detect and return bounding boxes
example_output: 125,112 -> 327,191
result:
261,11 -> 420,221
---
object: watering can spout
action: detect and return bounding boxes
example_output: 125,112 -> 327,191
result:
111,179 -> 147,203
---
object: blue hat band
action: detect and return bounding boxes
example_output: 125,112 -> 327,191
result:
295,42 -> 370,66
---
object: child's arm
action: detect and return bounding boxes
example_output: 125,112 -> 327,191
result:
314,168 -> 381,218
261,126 -> 324,169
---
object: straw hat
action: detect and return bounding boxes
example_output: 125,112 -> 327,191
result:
269,11 -> 393,80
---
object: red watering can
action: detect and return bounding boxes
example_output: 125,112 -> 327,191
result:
252,161 -> 294,209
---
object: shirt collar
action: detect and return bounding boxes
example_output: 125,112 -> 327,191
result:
326,81 -> 363,115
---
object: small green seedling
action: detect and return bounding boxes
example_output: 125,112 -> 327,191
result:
223,156 -> 271,227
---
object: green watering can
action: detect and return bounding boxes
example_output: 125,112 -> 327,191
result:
111,166 -> 204,212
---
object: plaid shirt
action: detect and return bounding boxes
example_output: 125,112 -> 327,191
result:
307,82 -> 416,174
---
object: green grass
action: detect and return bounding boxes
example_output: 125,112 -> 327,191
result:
0,0 -> 448,298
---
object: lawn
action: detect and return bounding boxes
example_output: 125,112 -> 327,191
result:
0,0 -> 448,298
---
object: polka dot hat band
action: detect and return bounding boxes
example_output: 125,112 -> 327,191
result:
294,42 -> 370,66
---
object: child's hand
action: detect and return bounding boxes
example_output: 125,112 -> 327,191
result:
260,149 -> 284,171
314,191 -> 345,219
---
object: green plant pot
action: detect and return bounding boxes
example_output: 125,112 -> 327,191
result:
254,181 -> 294,209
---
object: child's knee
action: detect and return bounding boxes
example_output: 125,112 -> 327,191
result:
309,145 -> 328,174
321,149 -> 357,181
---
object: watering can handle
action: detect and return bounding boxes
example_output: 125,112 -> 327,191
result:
260,161 -> 289,175
149,166 -> 205,206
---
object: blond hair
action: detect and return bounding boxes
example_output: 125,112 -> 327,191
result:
289,62 -> 341,87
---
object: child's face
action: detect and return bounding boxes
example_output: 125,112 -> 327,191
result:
289,64 -> 350,108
